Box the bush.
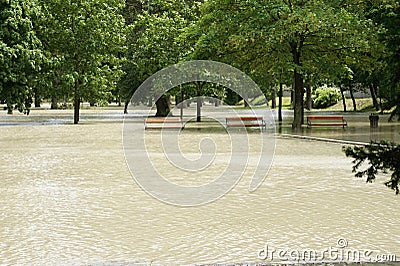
[312,87,342,109]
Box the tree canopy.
[1,0,400,126]
[192,0,380,128]
[118,0,202,114]
[37,0,126,124]
[0,0,45,114]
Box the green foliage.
[0,0,45,114]
[343,141,400,194]
[119,0,202,107]
[38,0,126,123]
[364,1,400,120]
[225,89,240,106]
[192,0,380,128]
[312,87,342,109]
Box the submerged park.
[1,0,400,265]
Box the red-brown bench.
[307,116,347,128]
[144,118,185,129]
[226,117,266,130]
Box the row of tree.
[1,0,126,123]
[1,0,399,126]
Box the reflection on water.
[276,111,400,143]
[0,109,399,264]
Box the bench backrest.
[226,117,264,121]
[307,116,344,120]
[145,118,182,123]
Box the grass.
[266,97,377,112]
[325,98,375,112]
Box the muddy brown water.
[0,109,399,264]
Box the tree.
[119,0,202,116]
[38,0,126,124]
[192,0,379,129]
[368,2,400,120]
[0,0,45,114]
[344,141,400,194]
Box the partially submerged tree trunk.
[51,71,61,109]
[339,85,347,112]
[349,82,357,111]
[124,98,129,114]
[196,81,205,122]
[291,42,304,130]
[73,80,80,124]
[305,79,312,111]
[180,89,184,120]
[243,90,249,107]
[155,96,170,117]
[51,95,58,109]
[6,93,12,114]
[290,87,294,108]
[278,83,283,122]
[369,84,379,111]
[34,88,41,108]
[197,97,201,122]
[271,86,276,109]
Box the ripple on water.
[0,124,399,264]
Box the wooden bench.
[144,118,185,129]
[226,117,266,130]
[307,115,347,128]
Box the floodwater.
[0,108,399,264]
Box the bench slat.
[145,119,181,123]
[144,118,184,129]
[228,124,265,127]
[226,117,264,121]
[307,116,344,120]
[307,115,347,128]
[308,123,347,126]
[145,126,184,129]
[226,116,266,130]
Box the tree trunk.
[197,97,201,122]
[73,80,80,124]
[63,95,67,108]
[155,96,170,117]
[124,98,129,114]
[278,82,283,122]
[196,81,204,122]
[369,84,379,111]
[180,89,184,120]
[51,70,61,109]
[305,79,312,111]
[6,93,12,114]
[291,43,304,130]
[243,90,249,107]
[339,85,347,112]
[34,88,41,108]
[290,86,294,107]
[349,82,357,111]
[51,95,58,109]
[293,71,305,128]
[271,86,277,109]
